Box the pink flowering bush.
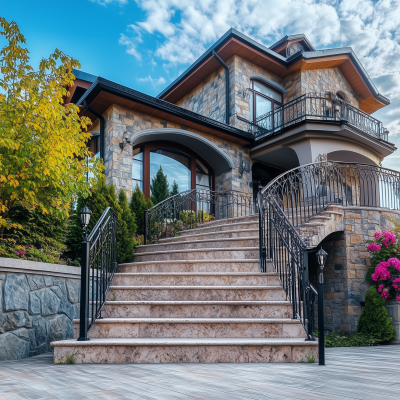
[366,229,400,301]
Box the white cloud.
[90,0,128,5]
[119,33,142,60]
[137,75,167,87]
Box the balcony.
[241,94,389,142]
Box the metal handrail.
[258,161,400,364]
[78,207,118,341]
[248,93,388,141]
[144,189,255,244]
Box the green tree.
[357,287,395,343]
[170,180,179,196]
[64,178,135,264]
[130,183,153,236]
[0,18,102,238]
[118,189,137,263]
[150,166,169,204]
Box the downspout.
[212,50,230,125]
[82,100,105,159]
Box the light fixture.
[316,247,328,285]
[80,205,92,238]
[239,159,246,176]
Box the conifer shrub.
[357,287,395,343]
[130,183,153,235]
[170,180,179,196]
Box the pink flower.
[388,258,400,272]
[371,262,391,281]
[392,278,400,290]
[374,232,382,240]
[367,243,381,252]
[381,289,390,299]
[396,296,400,302]
[382,231,396,248]
[378,284,384,292]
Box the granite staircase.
[52,214,318,363]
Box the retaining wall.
[0,258,80,361]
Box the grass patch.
[323,332,379,347]
[305,354,316,363]
[56,353,76,364]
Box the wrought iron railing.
[247,94,388,141]
[78,207,118,341]
[144,189,255,244]
[258,161,400,363]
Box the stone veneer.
[309,207,400,334]
[102,103,252,199]
[0,258,80,361]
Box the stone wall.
[0,259,80,361]
[103,104,253,199]
[301,68,359,108]
[175,64,228,124]
[309,207,400,333]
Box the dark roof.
[157,28,287,99]
[157,28,389,108]
[269,34,315,51]
[76,76,254,141]
[73,69,98,83]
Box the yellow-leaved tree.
[0,18,103,239]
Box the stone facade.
[0,261,80,361]
[175,64,228,124]
[309,207,400,333]
[103,104,253,199]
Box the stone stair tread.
[119,259,261,266]
[103,300,290,305]
[137,236,259,249]
[135,247,259,256]
[76,317,300,324]
[53,337,315,347]
[180,220,258,233]
[109,285,282,289]
[158,229,258,242]
[114,272,275,276]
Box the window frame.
[249,80,283,124]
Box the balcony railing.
[244,94,389,142]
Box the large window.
[150,148,191,193]
[132,142,214,199]
[132,147,143,191]
[249,80,283,125]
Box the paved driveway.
[0,346,398,399]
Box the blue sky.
[1,0,399,170]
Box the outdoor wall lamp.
[316,246,328,365]
[80,205,92,238]
[239,160,246,176]
[119,137,131,151]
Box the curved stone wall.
[0,259,80,361]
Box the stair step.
[179,221,258,236]
[118,260,263,273]
[133,247,259,262]
[101,300,292,318]
[136,237,259,253]
[107,285,286,301]
[73,318,305,339]
[112,272,278,286]
[159,228,259,243]
[52,338,318,364]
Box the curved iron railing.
[78,207,118,341]
[258,161,400,361]
[144,189,255,244]
[249,94,388,141]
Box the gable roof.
[157,28,389,114]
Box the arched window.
[249,80,283,123]
[132,141,214,198]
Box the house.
[56,29,399,363]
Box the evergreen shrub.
[130,183,153,235]
[357,287,395,343]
